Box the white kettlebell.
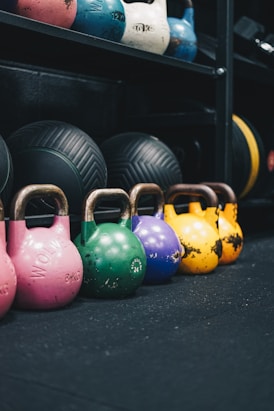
[120,0,170,55]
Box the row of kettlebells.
[0,0,197,61]
[0,181,243,320]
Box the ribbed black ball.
[7,120,107,215]
[100,132,183,194]
[0,134,13,208]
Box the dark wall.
[0,62,126,142]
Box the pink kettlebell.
[0,199,17,319]
[7,184,83,310]
[14,0,77,28]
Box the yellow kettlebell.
[189,182,243,265]
[164,183,222,274]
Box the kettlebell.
[7,184,83,310]
[129,183,183,284]
[165,0,197,62]
[71,0,126,42]
[120,0,170,55]
[164,183,222,274]
[189,182,244,265]
[0,199,17,320]
[13,0,77,29]
[74,188,147,298]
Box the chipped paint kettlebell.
[74,188,147,298]
[0,199,17,319]
[14,0,77,28]
[129,183,183,284]
[120,0,170,55]
[71,0,126,42]
[164,183,222,274]
[7,184,83,310]
[189,182,244,265]
[165,0,197,62]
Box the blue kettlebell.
[71,0,126,42]
[165,0,197,62]
[129,183,183,284]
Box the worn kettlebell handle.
[9,184,69,220]
[84,188,131,222]
[183,0,194,8]
[129,183,165,216]
[165,183,219,207]
[201,182,237,204]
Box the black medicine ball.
[0,134,13,208]
[100,132,183,194]
[7,120,107,215]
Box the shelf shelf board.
[0,10,217,81]
[196,31,274,87]
[127,109,216,129]
[234,54,274,87]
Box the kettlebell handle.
[165,183,218,207]
[129,183,165,216]
[201,182,237,204]
[183,0,194,8]
[84,188,131,222]
[9,184,69,220]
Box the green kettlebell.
[74,188,147,298]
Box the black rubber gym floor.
[1,209,274,411]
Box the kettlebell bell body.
[164,184,222,274]
[74,188,147,298]
[72,0,126,42]
[14,0,77,29]
[165,0,197,61]
[190,182,244,265]
[0,199,17,319]
[120,0,170,55]
[129,183,183,284]
[7,184,83,310]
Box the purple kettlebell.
[129,183,183,284]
